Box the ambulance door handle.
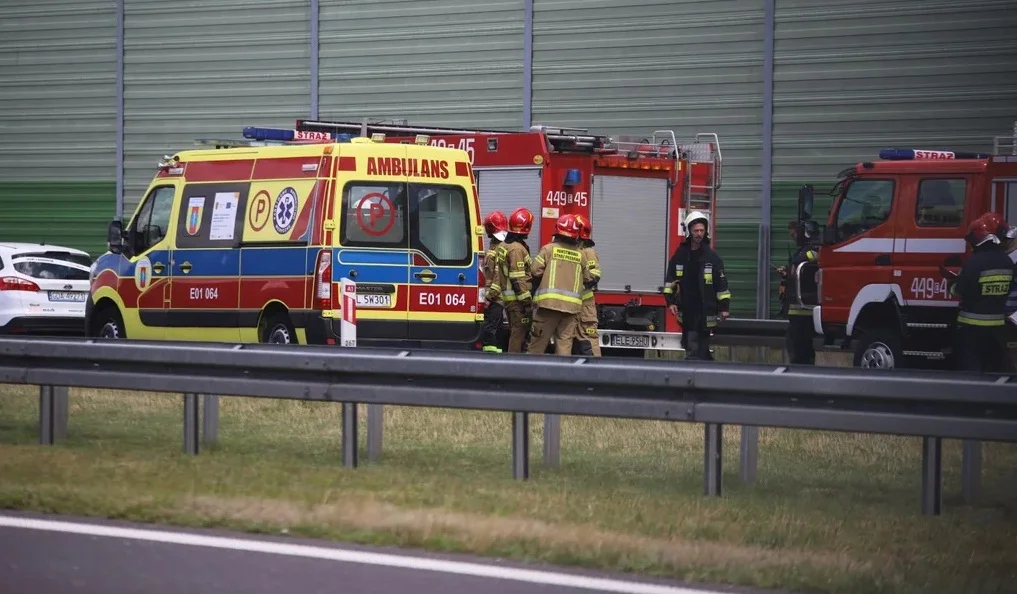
[349,269,358,279]
[458,273,466,283]
[180,261,192,274]
[152,262,165,274]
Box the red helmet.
[483,210,508,235]
[967,212,1003,247]
[574,214,592,241]
[981,212,1007,238]
[508,207,534,234]
[554,213,582,239]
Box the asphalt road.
[0,511,778,594]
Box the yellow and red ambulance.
[87,132,486,348]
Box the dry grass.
[0,383,1015,594]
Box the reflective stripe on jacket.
[531,239,592,314]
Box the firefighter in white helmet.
[663,210,731,360]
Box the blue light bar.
[879,148,991,161]
[563,168,581,186]
[242,126,356,143]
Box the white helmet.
[684,210,710,233]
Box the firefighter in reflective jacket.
[480,210,509,353]
[526,214,595,355]
[498,207,535,353]
[948,212,1014,372]
[785,220,819,364]
[568,214,602,356]
[663,211,731,360]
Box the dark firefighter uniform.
[480,211,509,353]
[663,231,731,359]
[785,243,818,365]
[949,213,1014,372]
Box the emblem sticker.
[186,196,205,236]
[134,256,153,292]
[273,187,298,234]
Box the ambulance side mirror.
[107,220,124,255]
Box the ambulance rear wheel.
[261,312,296,345]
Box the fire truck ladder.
[671,131,723,212]
[993,119,1017,156]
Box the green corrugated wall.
[0,182,114,258]
[0,2,117,257]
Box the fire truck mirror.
[797,184,814,221]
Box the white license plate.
[608,334,651,348]
[48,291,86,303]
[356,293,393,308]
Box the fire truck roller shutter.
[590,175,669,293]
[475,168,543,248]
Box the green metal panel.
[714,223,759,318]
[773,0,1017,184]
[0,1,117,246]
[532,0,764,318]
[532,0,764,223]
[122,0,311,217]
[0,182,115,258]
[318,0,524,129]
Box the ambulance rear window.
[411,183,471,266]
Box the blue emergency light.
[242,126,355,143]
[563,168,581,186]
[879,148,991,160]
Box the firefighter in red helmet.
[526,213,595,355]
[480,210,509,352]
[948,212,1014,372]
[571,214,602,356]
[497,207,535,352]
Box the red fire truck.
[789,126,1017,370]
[244,119,724,354]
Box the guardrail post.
[38,385,69,445]
[543,413,560,467]
[961,439,981,504]
[342,402,358,468]
[183,393,199,455]
[367,404,383,461]
[704,423,723,496]
[921,436,942,516]
[512,412,529,480]
[202,394,219,445]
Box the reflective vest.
[531,239,590,314]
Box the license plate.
[356,293,393,308]
[608,334,651,348]
[48,291,86,303]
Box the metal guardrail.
[2,336,1016,516]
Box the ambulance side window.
[832,179,895,243]
[341,183,406,247]
[915,178,966,228]
[129,185,176,256]
[409,183,471,266]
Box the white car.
[0,242,92,335]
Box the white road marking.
[0,515,726,594]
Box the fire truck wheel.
[852,328,903,370]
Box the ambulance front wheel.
[90,305,126,340]
[260,311,297,345]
